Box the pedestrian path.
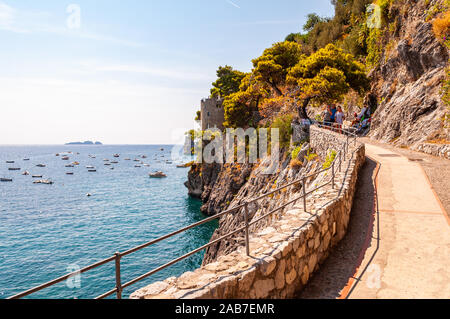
[345,143,450,298]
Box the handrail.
[8,122,360,299]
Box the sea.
[0,145,217,299]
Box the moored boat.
[32,175,43,178]
[8,168,20,171]
[36,164,46,168]
[6,161,14,164]
[149,171,167,178]
[22,171,30,176]
[0,178,13,182]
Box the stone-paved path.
[299,142,450,299]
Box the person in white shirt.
[335,106,345,133]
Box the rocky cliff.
[368,0,449,150]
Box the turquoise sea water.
[0,145,217,299]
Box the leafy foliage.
[252,41,303,96]
[270,114,293,149]
[322,150,337,169]
[210,65,246,98]
[287,44,369,104]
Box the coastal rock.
[368,0,450,150]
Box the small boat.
[103,159,109,162]
[86,193,92,197]
[32,175,43,178]
[72,162,80,166]
[0,178,13,182]
[113,154,120,158]
[56,153,60,156]
[134,159,140,162]
[36,164,46,168]
[124,158,131,161]
[6,161,14,164]
[65,164,74,168]
[149,171,167,178]
[176,163,189,168]
[23,158,30,161]
[62,156,70,161]
[8,168,20,171]
[143,164,150,167]
[86,166,95,169]
[22,171,30,176]
[33,179,53,185]
[66,172,74,175]
[165,161,173,164]
[111,161,118,164]
[141,155,147,159]
[88,169,97,172]
[134,165,141,168]
[160,148,164,151]
[104,163,111,166]
[110,167,114,170]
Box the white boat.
[113,154,120,158]
[33,179,54,185]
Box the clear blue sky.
[0,0,334,144]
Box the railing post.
[114,252,122,299]
[244,202,250,256]
[302,177,307,212]
[339,152,341,172]
[332,161,335,189]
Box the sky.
[0,0,334,145]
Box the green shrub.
[291,145,303,160]
[323,150,337,169]
[270,114,293,149]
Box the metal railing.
[8,123,359,299]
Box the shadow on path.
[296,157,378,299]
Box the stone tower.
[201,97,225,131]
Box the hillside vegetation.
[200,0,450,149]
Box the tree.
[210,65,246,98]
[252,41,303,96]
[286,44,369,118]
[303,13,323,32]
[223,73,270,128]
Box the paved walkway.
[299,142,450,299]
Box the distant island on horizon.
[65,141,103,145]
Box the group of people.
[321,104,345,132]
[320,104,371,134]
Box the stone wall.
[413,142,450,160]
[201,98,225,131]
[131,128,365,299]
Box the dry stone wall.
[131,128,365,299]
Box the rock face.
[369,0,449,149]
[184,162,253,216]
